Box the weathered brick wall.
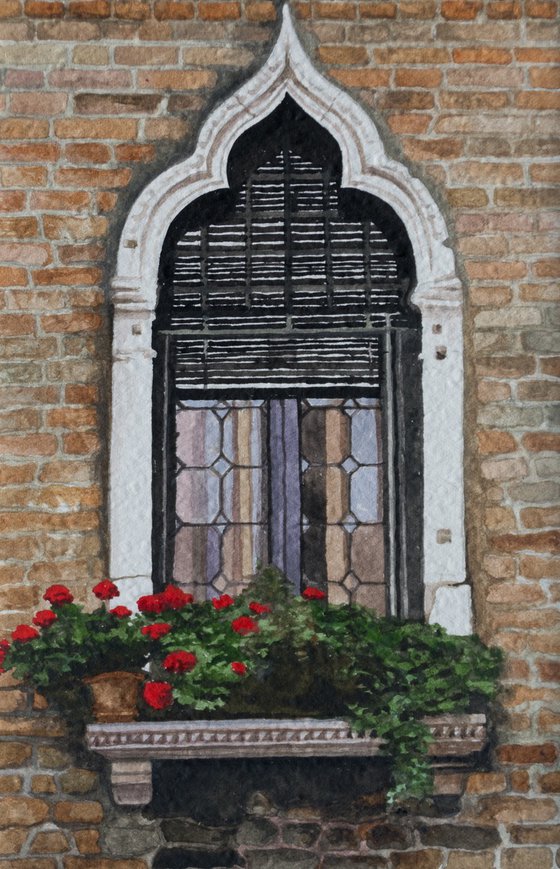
[0,0,558,864]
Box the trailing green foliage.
[2,568,502,803]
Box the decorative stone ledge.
[86,714,487,806]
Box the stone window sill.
[86,713,487,806]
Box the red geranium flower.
[163,650,197,673]
[32,610,57,628]
[212,594,235,610]
[110,606,132,619]
[302,587,326,600]
[137,594,165,615]
[249,601,272,615]
[12,624,40,643]
[161,585,193,610]
[231,616,259,636]
[143,681,173,710]
[141,623,171,640]
[231,661,247,676]
[43,584,73,606]
[92,579,119,601]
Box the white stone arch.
[110,5,470,633]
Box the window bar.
[323,169,334,309]
[382,317,398,616]
[282,142,293,324]
[268,398,302,592]
[363,219,372,322]
[245,176,253,310]
[160,332,172,586]
[395,328,409,618]
[200,225,209,314]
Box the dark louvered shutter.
[156,97,416,397]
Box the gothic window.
[152,98,423,618]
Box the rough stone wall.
[0,0,558,865]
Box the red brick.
[400,0,436,15]
[537,660,560,682]
[55,167,132,189]
[330,68,391,87]
[0,191,25,212]
[388,115,432,134]
[527,0,557,14]
[318,45,368,64]
[0,217,38,239]
[0,465,36,485]
[73,830,101,854]
[375,47,449,63]
[476,356,536,378]
[521,556,560,579]
[30,191,90,212]
[465,772,506,794]
[114,143,156,163]
[0,165,41,187]
[477,430,517,455]
[0,314,35,335]
[472,795,557,824]
[65,385,98,404]
[0,434,57,457]
[64,143,111,164]
[313,1,356,17]
[54,800,103,824]
[68,0,111,15]
[154,0,194,17]
[378,90,434,109]
[453,47,512,63]
[34,267,101,287]
[395,67,442,87]
[516,90,560,109]
[54,118,137,139]
[0,0,21,16]
[487,0,521,16]
[538,708,560,732]
[49,69,131,88]
[114,0,150,17]
[542,358,560,377]
[0,795,49,826]
[63,432,100,455]
[24,0,63,15]
[0,119,49,139]
[518,381,560,402]
[490,531,560,553]
[199,0,240,17]
[246,1,276,20]
[495,188,558,208]
[0,268,28,288]
[75,93,161,114]
[521,507,560,529]
[9,92,67,116]
[523,433,560,453]
[137,70,216,90]
[359,1,396,15]
[59,243,104,264]
[486,582,545,604]
[441,0,482,17]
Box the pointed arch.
[110,5,470,633]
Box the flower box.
[86,713,488,806]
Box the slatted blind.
[158,97,415,395]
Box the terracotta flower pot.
[85,671,144,723]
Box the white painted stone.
[110,4,469,631]
[428,585,473,636]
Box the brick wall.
[0,0,558,864]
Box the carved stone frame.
[110,6,470,633]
